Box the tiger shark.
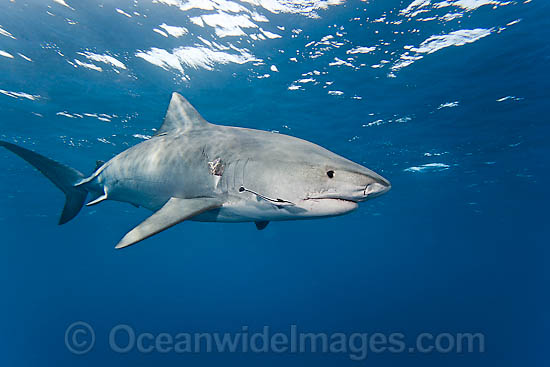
[0,93,390,249]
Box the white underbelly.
[192,197,358,222]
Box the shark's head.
[303,161,391,203]
[240,133,391,219]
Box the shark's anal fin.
[115,197,223,249]
[255,221,269,230]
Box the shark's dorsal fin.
[157,92,209,135]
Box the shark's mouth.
[240,186,368,209]
[306,183,390,203]
[299,197,360,216]
[305,197,359,204]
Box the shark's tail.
[0,140,88,224]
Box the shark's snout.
[364,180,391,198]
[361,171,391,200]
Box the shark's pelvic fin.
[115,197,223,249]
[86,188,108,206]
[255,221,270,230]
[156,92,209,136]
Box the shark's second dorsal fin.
[157,92,209,135]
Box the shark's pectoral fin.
[255,221,269,230]
[115,197,223,249]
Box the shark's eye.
[327,170,334,178]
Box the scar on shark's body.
[0,92,391,249]
[208,158,224,176]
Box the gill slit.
[242,158,249,189]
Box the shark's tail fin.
[0,140,88,224]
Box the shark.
[0,93,391,249]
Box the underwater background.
[0,0,548,365]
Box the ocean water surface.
[0,0,548,366]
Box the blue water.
[0,0,548,366]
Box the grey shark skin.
[0,93,390,249]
